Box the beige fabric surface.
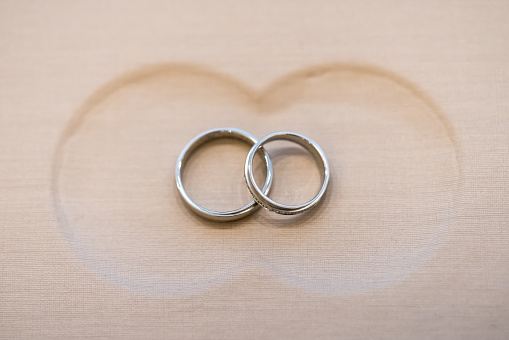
[1,1,508,339]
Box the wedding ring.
[176,128,273,221]
[244,132,330,215]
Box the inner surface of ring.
[180,130,255,164]
[249,135,326,209]
[180,130,269,213]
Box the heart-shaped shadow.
[53,63,461,296]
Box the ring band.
[244,132,330,215]
[175,128,273,221]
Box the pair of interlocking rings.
[175,128,330,221]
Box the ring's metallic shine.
[176,128,273,221]
[244,132,330,215]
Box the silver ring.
[176,128,273,221]
[244,132,330,215]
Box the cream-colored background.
[1,1,508,339]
